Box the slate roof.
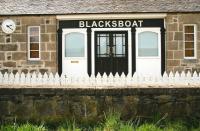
[0,0,200,15]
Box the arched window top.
[65,32,84,38]
[139,31,158,36]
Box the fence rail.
[0,71,200,87]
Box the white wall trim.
[56,13,167,20]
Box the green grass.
[136,123,162,131]
[0,123,46,131]
[57,120,81,131]
[0,112,200,131]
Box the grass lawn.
[1,112,200,131]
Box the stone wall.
[0,16,57,74]
[166,13,200,73]
[1,13,200,74]
[0,88,200,124]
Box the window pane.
[138,31,158,56]
[30,36,39,42]
[30,27,39,36]
[185,34,194,41]
[185,26,194,33]
[115,34,124,57]
[97,34,109,57]
[185,42,194,49]
[185,50,194,57]
[30,43,39,50]
[99,34,108,55]
[65,32,84,57]
[30,51,39,58]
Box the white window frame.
[28,26,41,61]
[183,24,197,59]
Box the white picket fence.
[0,71,200,88]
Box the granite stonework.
[166,13,200,73]
[0,88,200,124]
[0,13,200,74]
[0,16,57,74]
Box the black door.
[95,31,128,76]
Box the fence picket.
[60,73,66,86]
[96,73,101,86]
[121,72,126,86]
[54,73,60,86]
[0,72,3,84]
[114,72,120,86]
[3,72,9,84]
[48,73,54,85]
[14,72,20,85]
[186,71,192,85]
[20,72,26,85]
[174,71,180,85]
[37,72,43,85]
[8,72,14,85]
[192,71,198,85]
[180,71,186,85]
[0,71,200,87]
[89,74,95,86]
[108,73,114,86]
[43,73,48,85]
[162,71,168,85]
[31,72,37,85]
[168,71,174,85]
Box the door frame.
[62,28,87,75]
[135,27,161,75]
[91,28,132,76]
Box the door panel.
[62,29,87,77]
[95,31,128,76]
[136,28,161,76]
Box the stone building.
[0,0,200,76]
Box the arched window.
[65,32,85,57]
[138,31,158,57]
